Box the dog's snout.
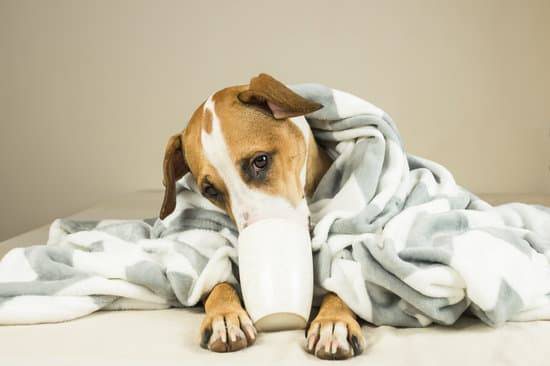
[236,211,252,230]
[240,212,250,230]
[239,211,257,231]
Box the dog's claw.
[306,318,366,360]
[351,335,363,356]
[306,322,320,352]
[200,327,212,349]
[239,312,257,344]
[200,310,257,352]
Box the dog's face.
[160,74,326,231]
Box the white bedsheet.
[1,191,549,365]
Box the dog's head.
[159,74,329,231]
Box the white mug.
[237,218,313,332]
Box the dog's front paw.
[305,314,367,360]
[200,308,257,352]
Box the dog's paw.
[305,315,367,360]
[200,308,257,352]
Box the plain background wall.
[1,0,549,241]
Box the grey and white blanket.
[1,84,550,327]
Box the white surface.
[238,219,313,331]
[1,190,550,365]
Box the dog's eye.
[242,152,272,182]
[252,154,269,170]
[203,185,221,200]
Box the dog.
[159,73,367,360]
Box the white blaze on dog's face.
[159,74,327,231]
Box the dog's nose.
[239,212,251,231]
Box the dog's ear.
[159,133,189,219]
[238,73,323,119]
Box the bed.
[1,190,550,365]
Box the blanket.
[1,84,550,326]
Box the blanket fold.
[1,84,550,326]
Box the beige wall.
[1,0,549,241]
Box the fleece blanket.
[1,84,550,327]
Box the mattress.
[1,190,550,366]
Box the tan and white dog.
[159,74,367,360]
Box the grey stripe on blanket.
[1,84,549,326]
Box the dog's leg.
[305,292,367,360]
[199,282,257,352]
